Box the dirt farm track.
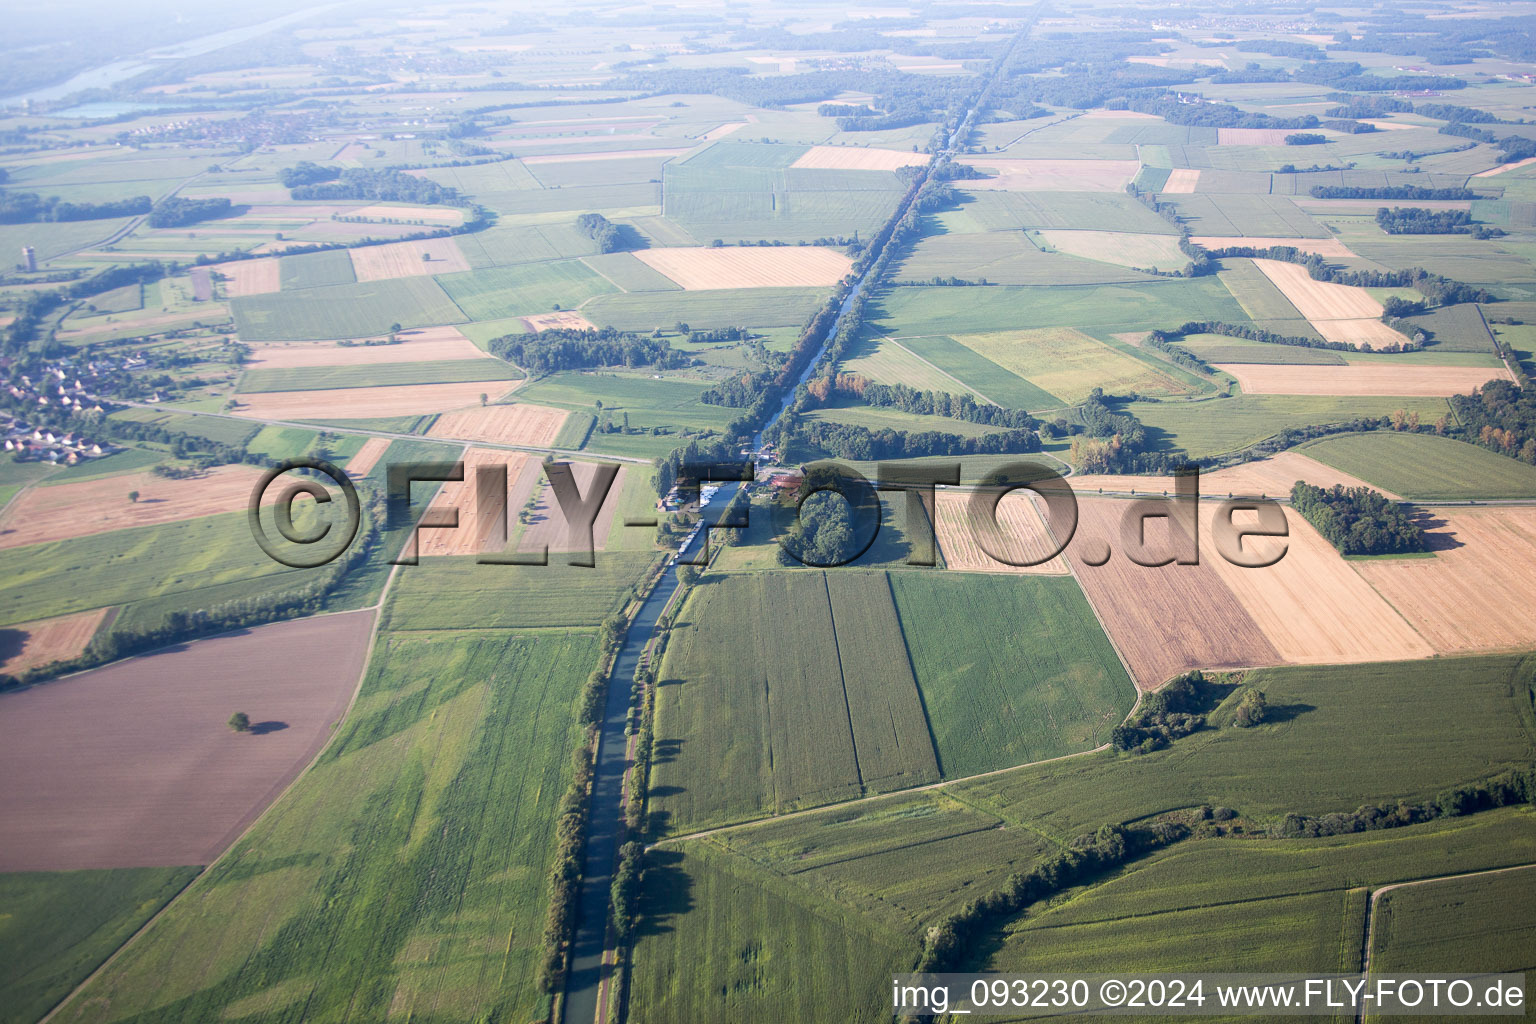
[0,610,376,872]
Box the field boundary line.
[883,335,1001,405]
[38,568,403,1024]
[821,572,867,789]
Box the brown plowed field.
[345,437,391,477]
[934,488,1068,574]
[1162,169,1201,193]
[1067,451,1397,500]
[428,402,569,448]
[213,259,281,297]
[0,607,113,677]
[1353,507,1536,653]
[0,464,271,550]
[348,237,471,281]
[959,158,1141,192]
[632,246,852,289]
[416,448,539,558]
[517,462,626,553]
[1216,363,1510,397]
[233,381,517,420]
[0,609,375,871]
[1066,498,1281,689]
[1191,236,1357,258]
[790,146,929,171]
[246,326,491,368]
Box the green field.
[237,358,520,393]
[1370,864,1536,975]
[277,249,356,290]
[56,630,599,1024]
[581,251,682,292]
[434,259,616,321]
[1402,302,1498,353]
[868,279,1247,337]
[85,282,143,314]
[895,231,1157,286]
[889,573,1135,779]
[582,287,827,332]
[230,277,467,341]
[838,335,990,400]
[949,327,1191,405]
[380,552,656,630]
[1129,395,1452,459]
[895,334,1068,410]
[0,867,198,1024]
[1300,431,1536,500]
[941,191,1178,235]
[803,399,1013,440]
[452,220,598,268]
[1216,257,1308,320]
[1160,194,1330,237]
[1178,333,1344,364]
[515,371,737,435]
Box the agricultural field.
[243,326,491,368]
[838,334,989,400]
[230,277,467,341]
[514,372,737,435]
[237,358,520,393]
[948,326,1191,405]
[632,246,851,289]
[1128,395,1452,460]
[435,259,617,321]
[1036,230,1188,271]
[894,230,1158,285]
[232,380,518,420]
[1216,362,1511,397]
[1301,432,1536,500]
[1370,866,1536,975]
[582,286,828,331]
[380,552,656,630]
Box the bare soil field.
[1067,451,1398,500]
[348,237,471,281]
[345,437,390,477]
[790,146,929,171]
[0,465,271,550]
[523,311,598,332]
[1474,156,1536,177]
[1204,507,1434,665]
[1217,128,1297,145]
[959,158,1141,192]
[350,204,465,224]
[428,402,569,447]
[1191,236,1358,258]
[934,489,1068,575]
[632,246,853,289]
[213,259,281,297]
[1065,498,1282,689]
[0,607,113,677]
[0,609,375,871]
[1162,168,1201,193]
[246,326,491,368]
[233,381,517,420]
[416,448,539,558]
[517,462,626,553]
[520,148,687,164]
[1217,363,1510,397]
[1354,508,1536,653]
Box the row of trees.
[287,166,466,206]
[0,191,151,224]
[1275,766,1536,838]
[818,375,1040,430]
[795,421,1041,461]
[1309,184,1476,200]
[1192,245,1493,306]
[1290,481,1427,556]
[146,197,233,228]
[488,326,692,376]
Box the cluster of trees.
[1449,380,1536,464]
[488,326,691,375]
[1125,92,1319,130]
[1375,207,1502,237]
[1439,122,1536,165]
[147,197,233,228]
[278,161,340,188]
[651,437,742,499]
[288,167,465,205]
[777,487,866,567]
[1310,184,1476,200]
[576,212,627,253]
[0,192,151,224]
[1285,133,1328,146]
[795,421,1041,461]
[815,374,1040,430]
[1111,671,1213,754]
[1233,688,1269,728]
[1275,766,1536,839]
[1291,481,1427,556]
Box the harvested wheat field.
[959,158,1141,192]
[428,402,569,448]
[1066,498,1281,689]
[1474,156,1536,177]
[1191,236,1357,258]
[1203,507,1433,666]
[1038,230,1187,270]
[1252,258,1381,319]
[702,122,748,140]
[213,258,281,297]
[518,462,626,553]
[934,488,1068,574]
[523,310,597,332]
[234,381,517,420]
[0,609,375,871]
[415,448,540,558]
[346,437,391,477]
[1312,318,1418,348]
[1067,451,1398,500]
[246,326,491,369]
[1354,507,1536,653]
[1217,363,1510,397]
[790,146,929,171]
[0,607,113,677]
[350,203,464,224]
[0,464,271,550]
[633,246,853,289]
[1162,168,1201,193]
[1217,128,1298,145]
[348,237,471,281]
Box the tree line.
[1449,379,1536,464]
[1290,481,1427,556]
[794,420,1041,461]
[286,166,466,206]
[1309,185,1476,200]
[0,192,151,224]
[489,326,693,375]
[1375,206,1503,238]
[147,197,234,229]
